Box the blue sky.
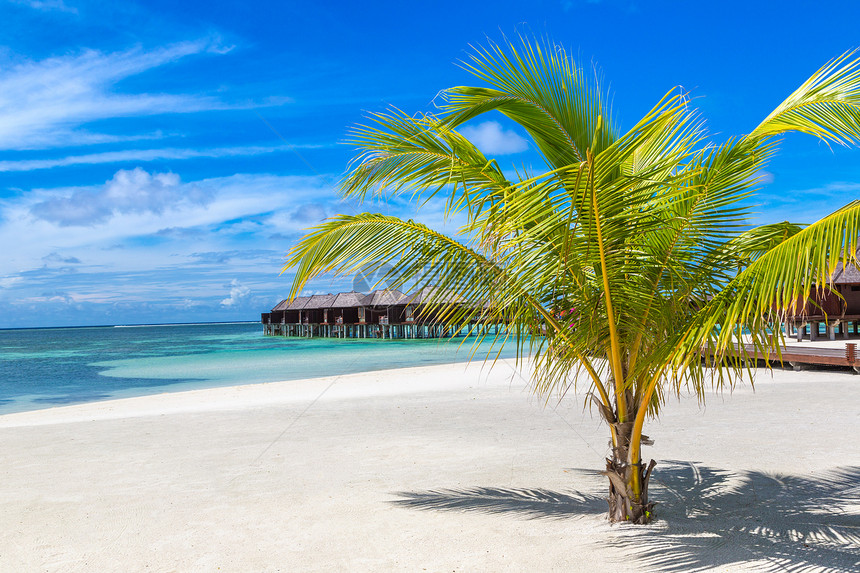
[1,0,859,328]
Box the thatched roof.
[364,289,408,306]
[275,286,469,312]
[406,285,464,305]
[304,294,337,309]
[831,260,860,285]
[330,291,369,308]
[286,296,312,311]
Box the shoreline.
[1,360,857,571]
[0,359,525,428]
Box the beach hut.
[262,298,293,335]
[406,285,470,336]
[269,299,289,324]
[831,261,860,315]
[407,286,465,318]
[284,296,312,325]
[303,293,337,325]
[363,289,408,324]
[362,289,412,338]
[327,291,368,337]
[786,259,860,340]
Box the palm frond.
[718,221,805,269]
[442,35,613,169]
[342,108,512,218]
[749,50,860,145]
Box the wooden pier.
[261,287,502,340]
[262,321,498,339]
[785,314,860,342]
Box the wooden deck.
[727,341,860,372]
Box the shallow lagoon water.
[0,322,515,414]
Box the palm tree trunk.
[603,420,657,524]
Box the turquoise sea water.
[0,322,515,415]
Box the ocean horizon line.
[0,320,260,333]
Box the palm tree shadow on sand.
[390,462,860,572]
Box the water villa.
[785,261,860,341]
[261,287,497,339]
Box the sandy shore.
[1,360,858,572]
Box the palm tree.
[284,36,860,524]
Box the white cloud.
[0,170,335,280]
[459,121,528,155]
[0,39,230,150]
[220,279,250,307]
[30,167,212,226]
[0,168,449,324]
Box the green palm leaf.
[750,50,860,144]
[442,35,613,168]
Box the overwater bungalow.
[261,287,499,339]
[785,260,860,340]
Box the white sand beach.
[1,360,858,572]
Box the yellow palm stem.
[588,144,627,421]
[626,365,669,501]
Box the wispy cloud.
[10,0,77,13]
[0,39,232,150]
[0,276,24,289]
[290,202,327,222]
[754,181,860,224]
[459,121,528,155]
[0,144,323,172]
[155,226,206,239]
[191,250,279,265]
[42,251,82,264]
[758,181,860,207]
